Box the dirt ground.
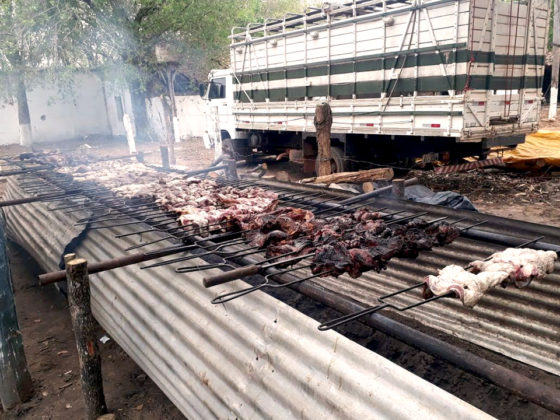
[1,134,560,418]
[412,169,560,227]
[1,241,184,420]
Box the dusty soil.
[412,169,560,227]
[1,241,183,420]
[540,105,560,130]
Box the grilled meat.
[239,206,460,279]
[423,248,557,307]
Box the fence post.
[0,217,33,410]
[66,257,107,419]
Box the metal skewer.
[317,232,544,331]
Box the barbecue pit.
[1,155,559,417]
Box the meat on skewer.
[423,248,557,307]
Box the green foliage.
[0,0,309,97]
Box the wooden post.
[313,102,333,177]
[161,94,177,166]
[160,146,170,169]
[122,114,137,154]
[0,217,33,411]
[549,0,560,120]
[64,253,76,265]
[66,258,107,420]
[224,159,239,180]
[392,179,405,198]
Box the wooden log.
[362,182,375,193]
[64,253,76,265]
[301,167,394,184]
[313,102,333,177]
[66,258,107,420]
[224,159,239,180]
[0,217,33,410]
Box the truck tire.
[315,146,345,175]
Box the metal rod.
[39,243,201,285]
[211,265,331,304]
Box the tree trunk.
[128,79,150,141]
[0,216,33,410]
[313,103,333,177]
[16,76,32,147]
[161,96,176,165]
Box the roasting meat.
[423,265,509,307]
[468,248,557,288]
[265,238,314,259]
[309,217,459,278]
[58,158,463,282]
[239,206,460,279]
[59,159,280,232]
[423,248,557,307]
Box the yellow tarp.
[503,130,560,170]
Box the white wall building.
[0,72,203,146]
[0,73,133,145]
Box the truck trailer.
[202,0,549,172]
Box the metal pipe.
[462,229,560,254]
[180,164,228,177]
[0,166,50,177]
[39,244,197,285]
[0,190,84,207]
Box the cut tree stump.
[314,103,333,177]
[362,182,375,193]
[301,167,394,184]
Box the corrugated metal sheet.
[2,177,491,418]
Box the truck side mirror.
[199,83,207,97]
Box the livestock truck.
[201,0,549,172]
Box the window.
[114,96,124,121]
[208,78,226,99]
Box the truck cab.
[201,69,241,160]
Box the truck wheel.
[315,146,345,175]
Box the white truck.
[202,0,549,172]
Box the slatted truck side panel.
[201,0,549,167]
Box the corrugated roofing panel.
[2,177,491,418]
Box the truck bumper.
[482,134,525,149]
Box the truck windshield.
[208,77,226,99]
